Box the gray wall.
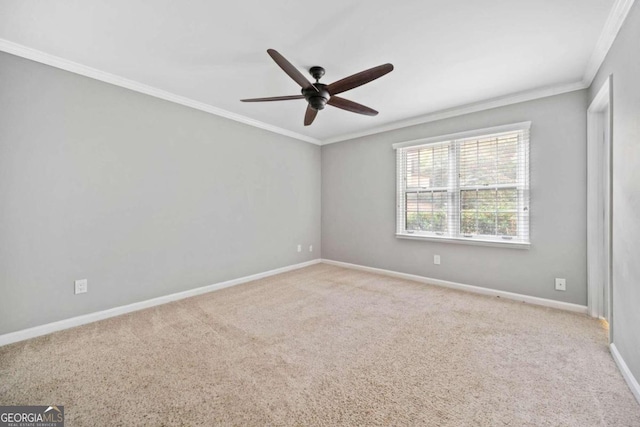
[588,2,640,385]
[322,90,587,305]
[0,52,321,335]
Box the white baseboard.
[611,343,640,404]
[0,259,321,347]
[321,259,588,314]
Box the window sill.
[395,233,531,249]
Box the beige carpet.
[1,264,639,426]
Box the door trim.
[586,76,613,333]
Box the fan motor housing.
[303,83,330,110]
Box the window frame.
[394,122,531,249]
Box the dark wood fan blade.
[267,49,318,92]
[327,96,378,116]
[327,63,394,95]
[241,95,305,102]
[304,105,318,126]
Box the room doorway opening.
[587,76,613,341]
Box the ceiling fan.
[241,49,394,126]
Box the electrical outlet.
[309,245,313,252]
[434,255,441,265]
[75,279,88,294]
[297,244,301,253]
[555,278,566,291]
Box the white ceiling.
[0,0,617,143]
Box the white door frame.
[587,76,613,332]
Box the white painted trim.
[321,259,588,314]
[587,76,613,323]
[395,233,530,249]
[0,259,321,347]
[0,39,321,146]
[392,121,531,149]
[0,39,586,147]
[611,343,640,404]
[322,82,585,145]
[2,0,631,149]
[583,0,636,85]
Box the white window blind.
[395,122,530,246]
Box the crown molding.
[1,0,632,149]
[321,81,587,145]
[0,39,322,146]
[582,0,636,86]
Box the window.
[394,122,530,247]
